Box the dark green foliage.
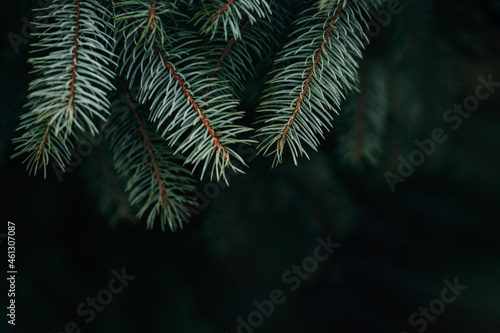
[11,0,403,229]
[109,83,195,230]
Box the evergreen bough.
[13,0,392,230]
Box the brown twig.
[118,75,171,209]
[39,0,82,164]
[211,0,238,23]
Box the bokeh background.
[1,0,500,332]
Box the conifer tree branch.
[256,0,370,166]
[114,0,180,48]
[211,18,252,79]
[68,0,82,118]
[116,3,228,154]
[196,0,272,41]
[278,0,345,151]
[25,0,85,172]
[115,4,253,182]
[151,45,229,161]
[111,76,195,230]
[119,76,171,209]
[204,17,252,99]
[13,0,117,176]
[205,0,288,98]
[211,0,238,23]
[149,0,157,29]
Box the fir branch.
[123,78,170,209]
[115,7,253,182]
[196,0,272,41]
[204,17,252,99]
[212,0,238,22]
[13,0,117,176]
[279,0,346,151]
[211,18,252,79]
[149,0,157,29]
[111,76,195,230]
[114,0,181,48]
[205,0,289,98]
[152,45,227,157]
[68,0,82,119]
[256,0,370,166]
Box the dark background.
[1,1,500,332]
